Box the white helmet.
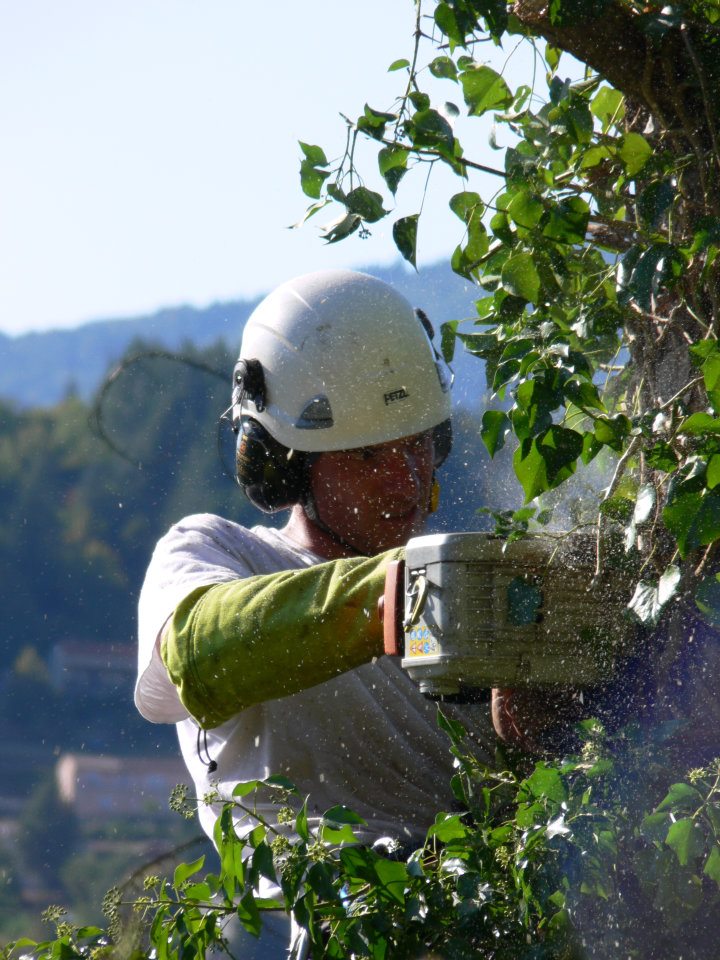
[232,269,452,452]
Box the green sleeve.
[161,548,402,728]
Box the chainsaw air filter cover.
[397,532,636,699]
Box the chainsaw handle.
[378,559,405,656]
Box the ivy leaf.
[236,890,262,938]
[319,212,362,244]
[501,253,541,303]
[430,55,458,81]
[525,765,567,803]
[357,104,396,140]
[695,574,720,626]
[345,186,387,223]
[459,64,512,116]
[591,85,625,131]
[393,215,419,269]
[378,146,408,195]
[619,131,652,176]
[678,412,720,435]
[627,566,681,626]
[507,189,544,230]
[450,191,483,223]
[406,108,455,155]
[665,818,704,867]
[663,486,720,557]
[513,426,583,502]
[173,856,205,888]
[542,196,590,244]
[481,410,510,456]
[299,142,330,199]
[704,846,720,888]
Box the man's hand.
[492,687,587,754]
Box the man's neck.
[282,505,362,561]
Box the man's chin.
[366,508,428,552]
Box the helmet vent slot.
[296,395,334,430]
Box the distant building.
[49,641,135,697]
[56,754,188,822]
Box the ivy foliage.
[296,0,720,626]
[8,717,720,959]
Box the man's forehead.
[352,429,434,453]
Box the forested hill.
[0,262,478,408]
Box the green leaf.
[481,410,510,456]
[678,412,720,435]
[627,566,681,626]
[319,212,362,244]
[663,487,720,557]
[374,859,408,904]
[357,103,397,140]
[299,157,331,199]
[378,146,408,195]
[507,577,543,625]
[665,817,704,866]
[407,108,455,154]
[388,58,410,72]
[619,132,652,176]
[429,55,458,80]
[449,191,483,224]
[542,196,590,244]
[513,426,583,502]
[501,253,541,303]
[251,843,277,883]
[507,189,544,230]
[296,798,310,841]
[695,574,720,626]
[591,86,625,130]
[704,846,720,887]
[236,890,262,938]
[657,781,703,812]
[298,142,328,166]
[173,855,205,888]
[428,813,469,842]
[459,65,512,117]
[440,319,459,363]
[322,805,367,826]
[345,186,387,223]
[233,779,263,798]
[525,765,567,803]
[183,881,212,901]
[393,214,419,269]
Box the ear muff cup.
[236,418,308,513]
[432,419,453,468]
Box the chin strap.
[302,490,369,557]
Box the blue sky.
[1,1,539,335]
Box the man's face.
[309,430,436,554]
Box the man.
[135,270,495,939]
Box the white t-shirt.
[136,513,496,843]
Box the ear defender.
[235,418,307,513]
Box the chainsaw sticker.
[406,626,438,657]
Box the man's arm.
[161,548,401,728]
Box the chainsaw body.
[383,532,634,700]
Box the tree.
[297,0,720,759]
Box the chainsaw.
[381,532,635,701]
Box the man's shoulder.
[156,512,321,575]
